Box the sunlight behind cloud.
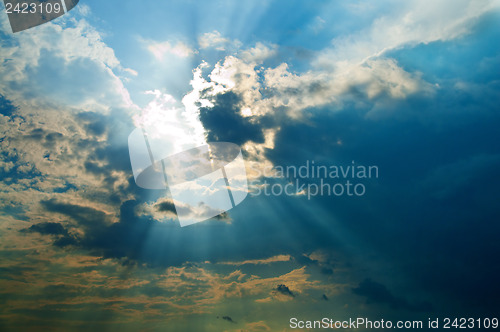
[132,90,206,156]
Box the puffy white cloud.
[0,14,136,111]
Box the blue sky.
[1,0,500,331]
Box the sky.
[1,0,500,331]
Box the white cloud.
[186,0,499,125]
[133,89,206,155]
[315,0,500,70]
[240,42,278,64]
[309,16,326,34]
[188,52,430,123]
[77,4,91,16]
[198,30,230,51]
[0,15,136,111]
[180,0,500,168]
[147,40,196,59]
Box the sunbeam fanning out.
[1,0,500,330]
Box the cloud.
[21,222,68,236]
[0,94,17,117]
[20,222,78,248]
[76,111,108,136]
[352,279,432,312]
[239,42,278,64]
[133,90,206,156]
[77,3,91,16]
[146,40,197,59]
[0,16,137,232]
[0,14,136,111]
[41,199,111,229]
[184,47,433,176]
[314,0,500,70]
[155,264,335,306]
[218,255,292,266]
[1,2,499,330]
[221,315,236,324]
[0,250,347,331]
[199,91,265,145]
[183,1,500,175]
[242,321,271,331]
[309,16,326,34]
[0,93,135,243]
[155,199,177,214]
[137,196,233,225]
[198,31,230,51]
[421,154,500,200]
[275,284,295,298]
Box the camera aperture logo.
[128,128,249,227]
[250,160,379,200]
[3,0,79,33]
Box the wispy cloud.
[218,255,292,266]
[146,40,197,59]
[198,30,231,51]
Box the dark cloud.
[199,91,265,145]
[22,128,64,150]
[21,221,78,248]
[43,132,64,149]
[53,182,78,194]
[275,284,295,297]
[26,128,45,141]
[294,254,335,276]
[70,108,137,205]
[352,279,431,312]
[0,94,17,117]
[37,197,272,266]
[76,112,107,136]
[41,284,86,301]
[212,211,230,221]
[22,222,68,236]
[1,204,28,221]
[53,235,79,247]
[41,199,109,232]
[155,200,176,213]
[0,266,36,281]
[39,199,152,259]
[155,198,231,222]
[261,31,500,310]
[294,254,317,265]
[84,161,104,175]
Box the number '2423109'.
[5,2,63,14]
